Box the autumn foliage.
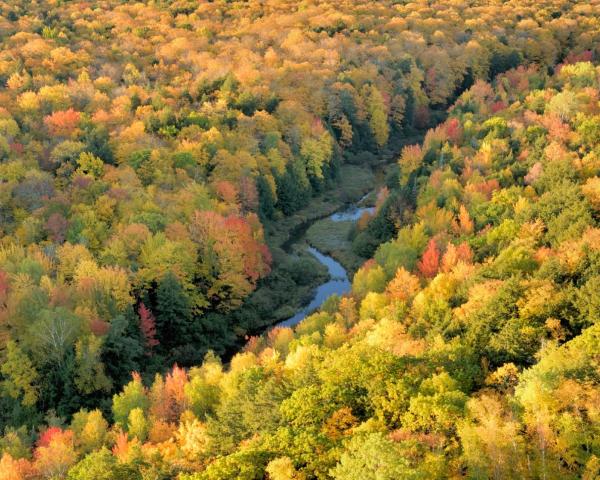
[44,109,81,137]
[138,302,159,350]
[417,239,440,278]
[0,0,599,479]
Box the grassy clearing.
[335,164,376,203]
[265,164,375,254]
[305,218,365,273]
[298,164,376,274]
[306,218,353,253]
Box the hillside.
[4,60,600,480]
[0,0,600,479]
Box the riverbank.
[215,163,377,346]
[226,131,429,341]
[265,164,376,254]
[304,163,396,274]
[275,247,350,328]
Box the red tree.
[138,302,159,351]
[417,239,440,278]
[445,117,462,143]
[239,176,258,212]
[214,180,238,205]
[36,427,63,448]
[44,109,81,137]
[0,269,8,305]
[456,242,474,264]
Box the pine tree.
[155,271,192,352]
[256,176,275,220]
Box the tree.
[44,109,81,137]
[0,269,8,307]
[101,315,143,388]
[577,115,600,151]
[399,145,423,187]
[138,303,159,352]
[402,372,467,435]
[45,213,68,243]
[300,131,333,180]
[332,433,416,480]
[112,373,149,428]
[459,395,526,479]
[457,205,474,235]
[276,161,310,215]
[155,271,192,352]
[149,365,188,423]
[390,95,406,132]
[546,91,579,121]
[266,457,300,480]
[442,241,473,273]
[364,85,389,148]
[1,341,39,407]
[352,261,387,299]
[0,453,35,480]
[74,335,111,395]
[190,212,271,311]
[67,448,139,480]
[332,114,353,148]
[417,239,440,278]
[76,152,104,179]
[34,428,78,479]
[386,267,421,303]
[581,177,600,212]
[185,360,222,420]
[127,408,148,442]
[256,176,276,220]
[70,409,108,454]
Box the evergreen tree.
[276,161,310,215]
[101,314,144,388]
[256,176,275,220]
[155,271,193,354]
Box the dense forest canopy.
[0,0,600,478]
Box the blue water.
[330,206,375,222]
[277,201,375,328]
[276,247,351,328]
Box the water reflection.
[330,206,375,222]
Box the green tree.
[71,409,109,454]
[76,152,104,178]
[74,335,112,395]
[127,408,148,442]
[300,132,333,180]
[67,448,140,480]
[256,176,275,220]
[112,373,149,428]
[155,271,193,352]
[402,372,467,435]
[459,395,527,479]
[364,85,389,148]
[332,433,418,480]
[1,341,39,407]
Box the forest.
[0,0,600,478]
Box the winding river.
[276,203,374,328]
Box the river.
[275,203,374,328]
